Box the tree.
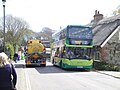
[0,15,31,52]
[38,27,53,41]
[0,30,3,38]
[113,5,120,15]
[21,29,35,46]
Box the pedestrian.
[14,52,18,63]
[17,50,21,61]
[0,52,17,90]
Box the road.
[15,61,120,90]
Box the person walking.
[0,52,17,90]
[14,52,18,63]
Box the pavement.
[97,71,120,79]
[11,60,120,79]
[12,59,25,65]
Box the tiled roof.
[93,14,120,46]
[98,14,120,24]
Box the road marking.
[25,69,31,90]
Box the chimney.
[93,10,103,23]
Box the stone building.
[91,10,120,65]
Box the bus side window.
[59,51,65,58]
[54,48,59,57]
[55,52,58,57]
[62,53,66,58]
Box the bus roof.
[67,25,92,28]
[52,25,92,36]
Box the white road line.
[25,69,31,90]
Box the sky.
[0,0,120,32]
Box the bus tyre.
[41,64,46,67]
[52,59,54,64]
[60,61,63,69]
[25,64,29,68]
[85,68,91,71]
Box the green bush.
[6,43,14,60]
[93,61,120,71]
[93,61,106,70]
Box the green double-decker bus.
[51,25,93,69]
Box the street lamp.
[2,0,6,52]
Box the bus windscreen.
[68,27,92,39]
[68,27,92,45]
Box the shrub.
[6,43,14,60]
[93,61,120,71]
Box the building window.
[95,52,100,60]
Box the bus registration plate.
[77,66,83,68]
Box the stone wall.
[104,29,120,65]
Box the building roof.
[93,14,120,47]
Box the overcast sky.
[0,0,120,32]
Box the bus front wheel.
[41,64,46,67]
[60,61,63,68]
[52,59,54,64]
